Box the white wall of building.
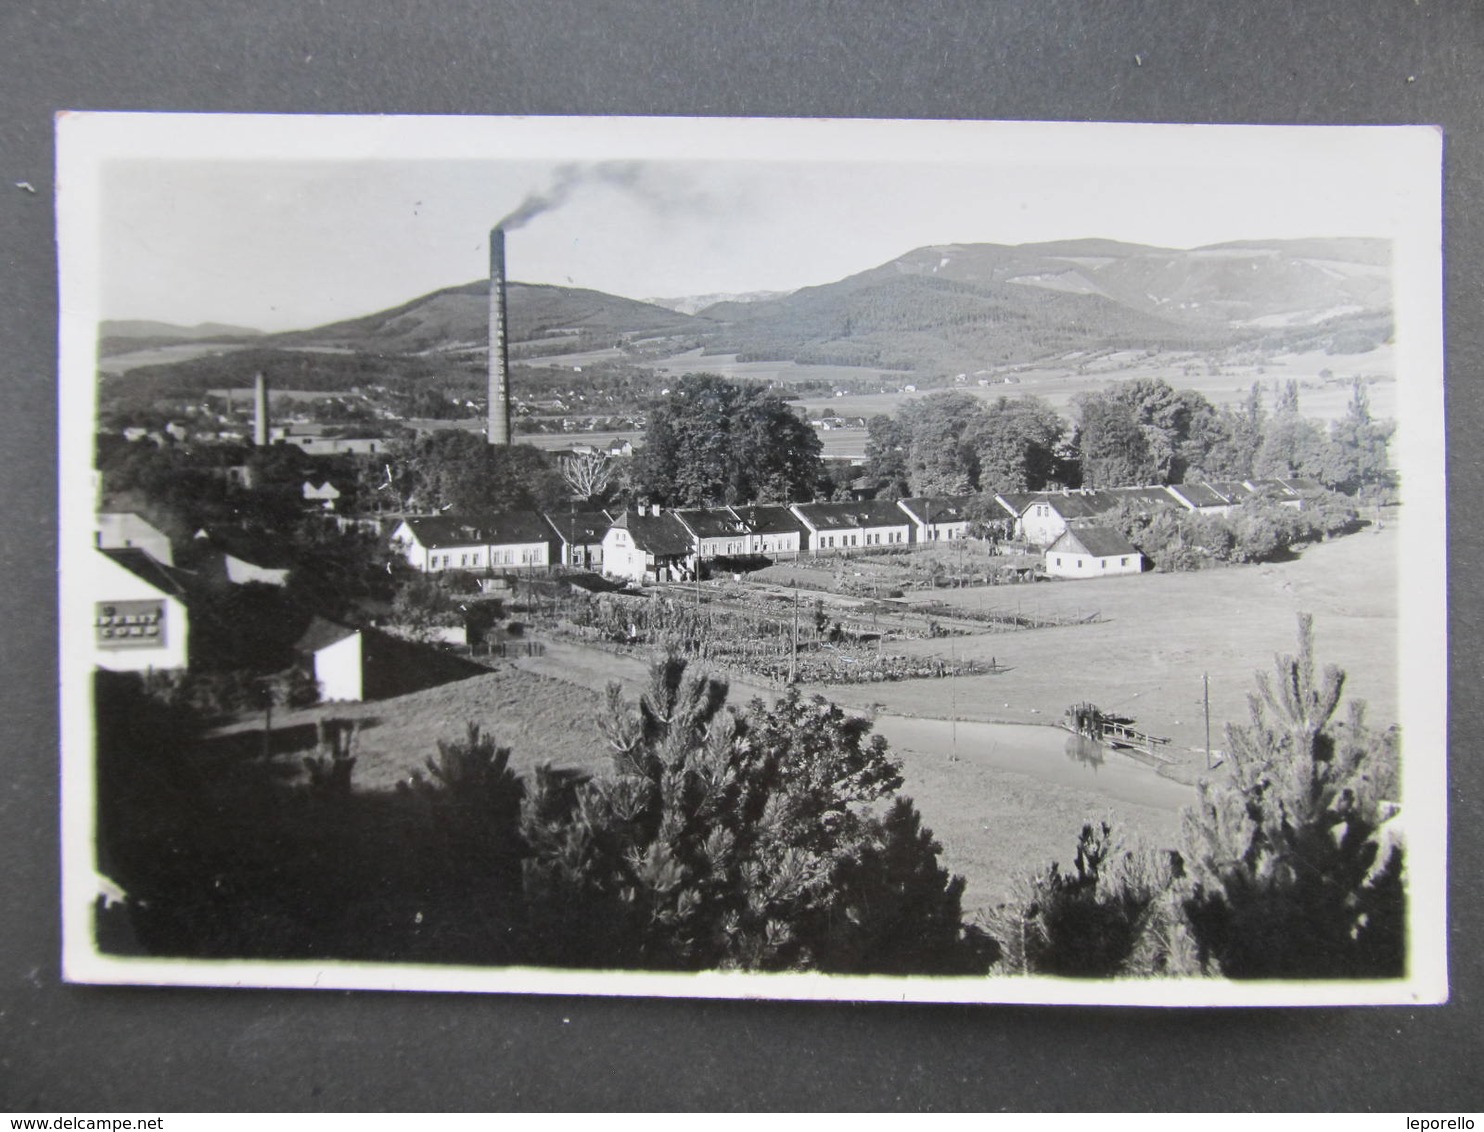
[93,552,189,672]
[313,632,364,702]
[1019,503,1069,547]
[1044,549,1143,579]
[602,528,649,583]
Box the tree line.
[864,378,1393,499]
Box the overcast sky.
[77,116,1438,333]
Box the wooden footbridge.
[1063,702,1174,764]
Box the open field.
[867,723,1185,912]
[650,348,912,388]
[803,519,1400,761]
[97,342,253,377]
[794,344,1396,426]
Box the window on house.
[1077,559,1083,568]
[1121,557,1129,566]
[1055,557,1061,566]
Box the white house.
[94,549,190,672]
[999,486,1180,548]
[896,496,973,543]
[602,509,695,583]
[1044,526,1144,579]
[544,510,613,569]
[731,504,808,559]
[296,618,365,702]
[672,507,753,561]
[302,480,342,510]
[391,513,555,574]
[789,500,912,554]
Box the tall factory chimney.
[487,226,512,445]
[253,371,269,447]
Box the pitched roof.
[196,528,296,570]
[730,504,809,537]
[1049,524,1141,559]
[402,512,556,549]
[1166,481,1232,509]
[791,499,911,531]
[610,510,694,556]
[897,495,974,526]
[100,547,192,600]
[295,615,359,653]
[543,510,614,546]
[1205,480,1257,502]
[1003,487,1180,519]
[672,507,750,540]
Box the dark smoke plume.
[498,161,716,230]
[499,162,644,230]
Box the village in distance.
[86,227,1407,987]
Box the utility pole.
[1204,671,1212,770]
[789,589,799,685]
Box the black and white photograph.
[57,113,1446,1005]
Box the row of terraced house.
[390,497,974,585]
[390,478,1321,586]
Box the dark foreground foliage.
[95,659,994,975]
[95,614,1402,981]
[990,614,1404,980]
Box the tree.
[993,822,1186,977]
[1073,393,1156,488]
[968,396,1067,494]
[1110,378,1192,483]
[1324,380,1395,494]
[631,374,822,506]
[517,656,995,973]
[391,431,566,513]
[1254,412,1331,482]
[863,414,910,497]
[898,392,985,495]
[1180,615,1404,978]
[558,451,615,503]
[1194,384,1264,481]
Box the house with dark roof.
[1165,480,1245,513]
[293,616,486,703]
[544,510,613,569]
[602,509,695,583]
[191,527,293,586]
[672,507,754,561]
[998,486,1183,547]
[1044,525,1144,579]
[93,548,191,671]
[789,500,912,554]
[295,617,365,701]
[896,496,974,543]
[730,504,809,559]
[390,512,555,573]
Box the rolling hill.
[266,281,703,355]
[106,237,1393,386]
[691,238,1391,372]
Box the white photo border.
[56,113,1448,1006]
